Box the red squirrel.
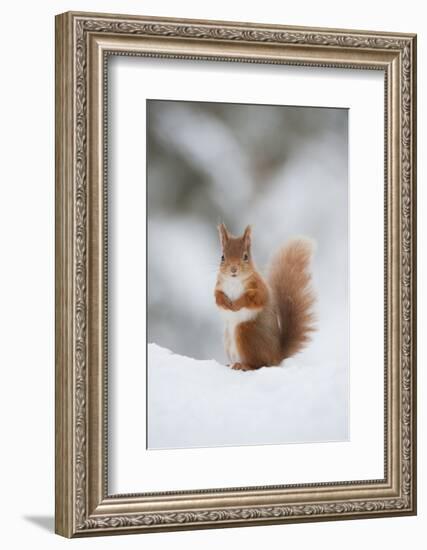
[215,224,316,371]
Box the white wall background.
[0,0,424,548]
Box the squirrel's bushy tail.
[268,238,316,360]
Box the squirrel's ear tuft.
[243,225,252,248]
[218,223,229,247]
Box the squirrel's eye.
[221,255,225,262]
[243,253,249,261]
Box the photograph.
[147,99,349,450]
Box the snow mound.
[148,343,348,450]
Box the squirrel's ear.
[218,223,229,247]
[243,225,252,249]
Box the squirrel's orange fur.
[215,224,316,371]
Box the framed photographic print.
[55,11,417,537]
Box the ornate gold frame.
[55,11,417,538]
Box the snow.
[147,343,348,450]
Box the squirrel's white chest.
[219,277,258,363]
[221,277,244,301]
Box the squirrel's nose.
[230,266,237,274]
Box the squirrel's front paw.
[215,290,233,310]
[224,297,234,309]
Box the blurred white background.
[147,100,349,365]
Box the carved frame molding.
[55,11,416,537]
